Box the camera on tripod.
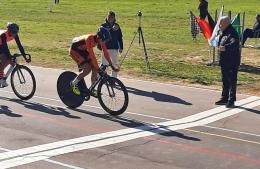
[121,10,150,69]
[137,11,142,17]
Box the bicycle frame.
[88,65,109,93]
[4,59,17,80]
[4,53,31,83]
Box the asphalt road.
[0,66,259,169]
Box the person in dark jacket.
[215,16,240,108]
[198,0,208,20]
[242,14,260,46]
[101,11,123,78]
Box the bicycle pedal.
[90,93,98,98]
[84,95,90,101]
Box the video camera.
[137,11,142,17]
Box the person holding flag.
[215,16,240,108]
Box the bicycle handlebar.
[98,64,108,76]
[100,64,108,71]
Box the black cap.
[108,11,115,17]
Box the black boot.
[215,98,228,105]
[226,100,235,108]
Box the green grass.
[0,0,259,91]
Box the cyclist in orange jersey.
[69,27,119,96]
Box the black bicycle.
[57,65,129,116]
[4,53,36,100]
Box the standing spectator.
[198,0,208,20]
[101,11,123,78]
[242,14,260,46]
[55,0,59,4]
[215,16,240,108]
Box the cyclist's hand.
[25,58,31,63]
[24,56,31,63]
[111,64,120,72]
[24,54,31,63]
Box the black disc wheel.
[57,71,87,108]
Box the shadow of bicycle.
[0,105,22,117]
[73,108,200,142]
[127,87,192,105]
[0,96,80,119]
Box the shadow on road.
[0,96,80,119]
[0,105,22,117]
[239,64,260,75]
[236,106,260,115]
[73,108,200,142]
[127,87,192,105]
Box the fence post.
[228,11,232,19]
[49,0,53,12]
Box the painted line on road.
[0,97,259,168]
[0,147,84,169]
[144,137,260,165]
[1,90,260,139]
[32,93,260,138]
[29,66,255,97]
[185,129,260,145]
[203,125,260,138]
[0,89,173,121]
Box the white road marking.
[29,66,254,97]
[1,90,259,138]
[0,97,259,168]
[44,159,85,169]
[203,125,260,138]
[0,89,173,121]
[0,147,84,169]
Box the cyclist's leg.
[75,63,92,83]
[88,53,99,85]
[0,54,10,87]
[0,54,11,77]
[69,49,91,85]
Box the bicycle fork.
[106,80,115,97]
[5,65,15,80]
[6,65,26,84]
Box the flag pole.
[239,12,245,57]
[212,9,218,64]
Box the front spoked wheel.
[10,65,36,100]
[97,77,129,116]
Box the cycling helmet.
[7,22,19,34]
[97,27,111,42]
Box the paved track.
[0,66,259,169]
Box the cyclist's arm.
[15,35,26,56]
[0,33,12,58]
[101,43,112,65]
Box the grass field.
[0,0,259,95]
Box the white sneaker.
[0,79,8,88]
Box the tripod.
[121,11,150,69]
